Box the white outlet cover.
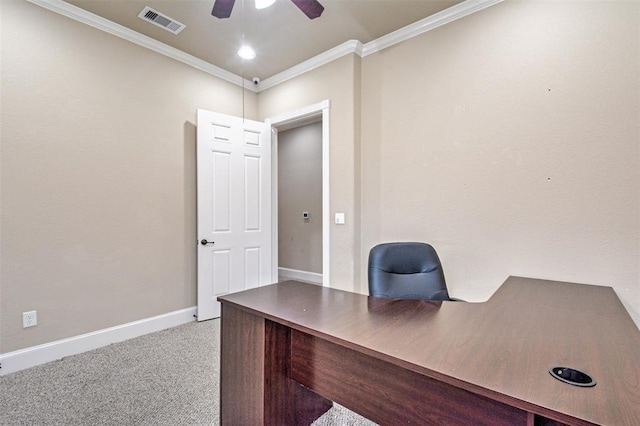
[23,310,37,328]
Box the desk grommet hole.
[549,367,596,387]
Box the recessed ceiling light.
[255,0,276,9]
[238,45,256,60]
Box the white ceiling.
[61,0,466,82]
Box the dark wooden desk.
[218,276,640,425]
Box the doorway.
[277,121,322,283]
[267,100,330,286]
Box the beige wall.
[0,0,257,352]
[360,0,640,323]
[278,122,323,273]
[2,0,639,354]
[258,54,361,291]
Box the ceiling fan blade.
[212,0,235,19]
[290,0,324,19]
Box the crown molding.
[259,0,504,89]
[361,0,503,57]
[258,40,362,91]
[27,0,502,93]
[25,0,257,93]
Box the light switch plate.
[335,213,345,225]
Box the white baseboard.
[0,306,197,376]
[279,267,323,284]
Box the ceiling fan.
[212,0,325,20]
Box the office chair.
[368,242,453,301]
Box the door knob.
[200,239,215,246]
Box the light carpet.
[0,319,376,425]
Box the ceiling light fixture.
[238,45,256,59]
[255,0,276,9]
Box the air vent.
[138,6,186,35]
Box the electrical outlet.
[23,310,37,328]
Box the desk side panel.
[220,305,332,426]
[291,330,529,426]
[220,304,265,425]
[264,320,333,425]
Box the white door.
[196,109,272,320]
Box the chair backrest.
[368,242,450,301]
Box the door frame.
[266,100,330,287]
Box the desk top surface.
[219,276,640,425]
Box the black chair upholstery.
[368,242,451,301]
